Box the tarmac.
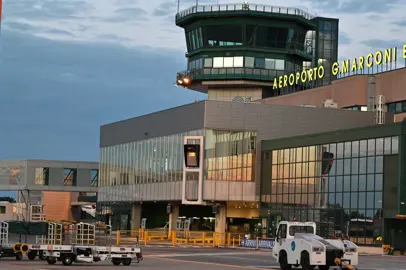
[0,246,404,270]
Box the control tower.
[175,2,338,101]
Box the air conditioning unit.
[323,99,338,108]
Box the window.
[223,57,234,68]
[63,169,77,186]
[91,169,98,187]
[204,25,243,47]
[0,206,5,214]
[255,58,265,69]
[234,57,244,67]
[213,57,223,68]
[289,225,314,236]
[265,59,275,69]
[387,100,406,114]
[204,58,213,68]
[245,57,254,68]
[275,60,285,70]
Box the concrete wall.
[0,202,16,221]
[100,101,205,147]
[98,100,390,203]
[24,160,98,192]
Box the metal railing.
[176,3,314,21]
[183,67,288,81]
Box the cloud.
[115,0,139,5]
[361,39,404,50]
[391,19,406,27]
[0,29,206,161]
[339,32,351,45]
[308,0,402,14]
[5,0,92,21]
[104,7,148,22]
[336,0,402,13]
[153,1,175,17]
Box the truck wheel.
[300,251,314,270]
[15,252,23,261]
[39,251,47,260]
[122,258,132,266]
[319,266,330,270]
[62,255,74,266]
[47,257,57,265]
[27,250,37,260]
[112,258,121,265]
[279,251,292,270]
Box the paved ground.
[0,246,405,270]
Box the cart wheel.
[122,258,132,266]
[47,257,57,265]
[39,251,47,260]
[15,252,23,261]
[112,258,121,265]
[62,255,74,266]
[27,250,37,260]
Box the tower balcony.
[176,3,315,28]
[175,67,287,93]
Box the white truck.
[273,221,358,270]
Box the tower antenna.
[177,0,180,13]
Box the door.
[274,223,287,254]
[268,215,282,238]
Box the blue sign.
[240,239,275,249]
[291,241,296,251]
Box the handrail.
[176,3,315,21]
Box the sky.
[0,0,405,165]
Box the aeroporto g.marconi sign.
[273,44,406,89]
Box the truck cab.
[273,221,358,270]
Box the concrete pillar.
[131,203,142,230]
[168,204,179,231]
[215,204,227,233]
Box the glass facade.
[205,130,257,181]
[314,19,338,86]
[99,130,204,187]
[100,129,258,188]
[262,136,399,245]
[185,25,312,56]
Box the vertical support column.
[215,204,227,233]
[131,203,142,231]
[168,204,179,232]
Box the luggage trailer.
[28,222,143,266]
[1,221,143,266]
[29,244,142,266]
[1,220,67,261]
[0,221,24,260]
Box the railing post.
[256,237,259,250]
[116,230,120,246]
[202,232,206,247]
[227,233,231,247]
[172,230,176,246]
[144,231,148,245]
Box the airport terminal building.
[97,101,388,235]
[97,3,406,247]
